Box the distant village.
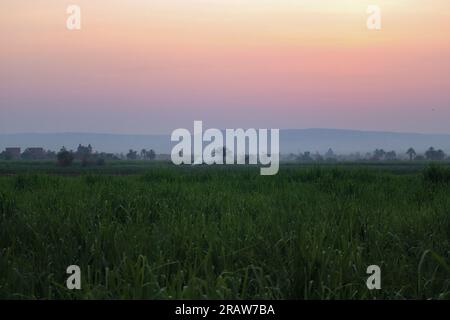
[0,144,449,165]
[0,144,168,166]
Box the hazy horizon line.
[2,128,450,136]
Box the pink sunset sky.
[1,0,449,134]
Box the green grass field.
[1,162,450,299]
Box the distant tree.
[406,148,416,161]
[126,149,138,160]
[436,150,446,161]
[96,152,118,161]
[140,149,147,159]
[77,144,92,156]
[385,151,397,161]
[325,148,336,160]
[371,149,386,161]
[425,147,436,160]
[57,147,74,167]
[148,149,156,160]
[425,147,446,161]
[76,144,93,163]
[21,149,34,161]
[140,149,156,160]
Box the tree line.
[0,144,158,167]
[284,147,448,162]
[1,145,448,164]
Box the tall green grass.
[0,166,449,299]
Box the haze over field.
[1,1,450,135]
[2,129,450,154]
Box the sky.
[1,0,450,134]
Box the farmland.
[0,161,449,299]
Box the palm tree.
[148,149,156,160]
[406,148,416,161]
[140,149,147,160]
[127,149,137,160]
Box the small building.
[22,147,45,160]
[5,147,21,160]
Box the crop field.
[0,162,450,299]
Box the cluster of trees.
[56,145,158,166]
[284,147,449,162]
[57,144,123,167]
[368,149,398,161]
[2,144,448,164]
[409,147,447,161]
[56,147,75,167]
[126,149,156,160]
[286,148,339,162]
[0,144,159,165]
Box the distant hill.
[1,129,450,154]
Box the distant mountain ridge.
[281,129,450,154]
[1,129,450,154]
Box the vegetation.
[1,145,449,163]
[0,163,449,299]
[57,148,75,167]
